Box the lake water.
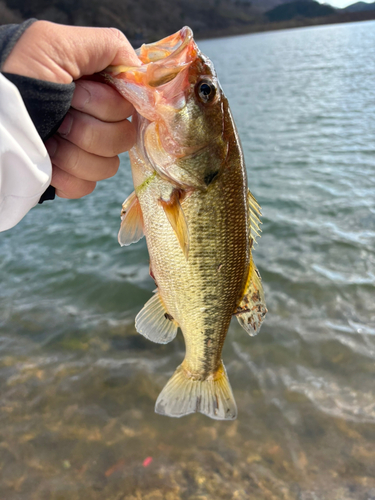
[1,20,375,500]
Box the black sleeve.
[2,73,75,141]
[0,20,75,203]
[0,19,36,67]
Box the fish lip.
[105,26,198,86]
[136,26,195,65]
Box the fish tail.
[155,361,237,420]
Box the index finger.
[71,80,134,122]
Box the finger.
[57,108,136,157]
[58,25,141,79]
[71,80,134,122]
[51,165,97,199]
[3,21,141,84]
[45,135,120,182]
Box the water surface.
[1,20,375,500]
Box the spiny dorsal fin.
[135,290,178,344]
[155,360,237,420]
[248,189,262,245]
[118,191,144,246]
[160,190,190,259]
[235,258,267,336]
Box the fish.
[103,27,267,420]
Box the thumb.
[54,24,142,79]
[3,21,141,84]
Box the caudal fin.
[155,361,237,420]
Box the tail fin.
[155,361,237,420]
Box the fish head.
[104,27,229,189]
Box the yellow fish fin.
[135,291,178,344]
[248,189,262,245]
[155,361,237,420]
[160,191,190,259]
[118,191,144,247]
[235,257,267,336]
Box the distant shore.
[1,3,375,47]
[193,10,375,42]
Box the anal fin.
[118,191,144,246]
[235,258,267,336]
[135,291,178,344]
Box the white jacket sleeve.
[0,73,52,232]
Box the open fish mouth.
[136,26,196,66]
[104,27,198,91]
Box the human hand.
[2,21,140,198]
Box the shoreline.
[191,10,375,43]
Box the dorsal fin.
[235,257,267,336]
[159,190,190,259]
[118,191,144,246]
[248,189,262,245]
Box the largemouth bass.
[104,27,267,420]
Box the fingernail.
[73,82,91,109]
[45,137,58,158]
[58,113,73,137]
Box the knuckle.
[33,20,50,32]
[52,163,96,199]
[107,27,125,42]
[61,171,77,198]
[122,121,137,151]
[81,125,97,154]
[64,177,96,199]
[112,121,135,155]
[65,144,81,175]
[83,181,97,197]
[106,156,120,178]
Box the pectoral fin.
[160,191,190,259]
[135,290,178,344]
[118,191,144,246]
[235,259,267,336]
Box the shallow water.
[1,20,375,500]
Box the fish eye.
[196,80,216,103]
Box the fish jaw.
[103,27,198,122]
[136,26,196,64]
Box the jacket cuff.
[2,72,75,141]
